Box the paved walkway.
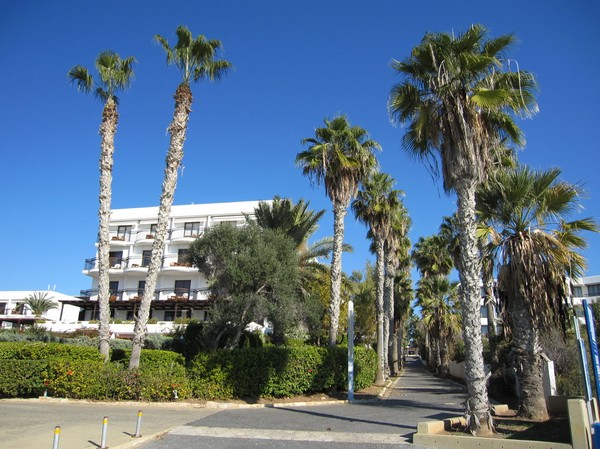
[0,357,468,449]
[137,357,468,448]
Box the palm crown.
[296,115,380,206]
[68,51,135,102]
[389,24,537,191]
[155,25,231,84]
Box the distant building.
[0,290,80,329]
[570,275,600,307]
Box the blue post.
[583,299,600,404]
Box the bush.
[187,345,377,399]
[0,360,47,397]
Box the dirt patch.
[445,415,571,443]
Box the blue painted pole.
[583,299,600,404]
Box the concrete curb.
[413,415,573,449]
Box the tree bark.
[455,180,492,434]
[97,98,118,362]
[374,236,385,385]
[328,200,347,347]
[384,251,396,375]
[130,82,192,370]
[509,292,549,420]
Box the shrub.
[0,360,47,397]
[187,345,377,399]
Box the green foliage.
[0,341,375,401]
[186,345,376,399]
[0,360,47,397]
[0,342,103,361]
[189,223,302,346]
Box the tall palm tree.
[23,292,57,317]
[69,51,135,361]
[477,165,597,419]
[296,115,379,346]
[130,26,231,370]
[384,207,412,375]
[416,276,461,377]
[353,172,402,384]
[389,24,537,432]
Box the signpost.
[348,298,354,402]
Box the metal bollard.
[133,410,143,438]
[100,416,109,449]
[52,426,61,449]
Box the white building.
[0,290,80,329]
[64,200,266,336]
[570,275,600,306]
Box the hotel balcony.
[78,288,211,303]
[83,254,196,275]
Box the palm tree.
[416,277,460,377]
[23,292,57,317]
[130,26,231,370]
[69,51,135,361]
[389,24,537,432]
[384,207,412,374]
[477,165,597,419]
[253,196,324,250]
[296,115,379,346]
[412,235,453,279]
[353,172,402,384]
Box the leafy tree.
[477,165,597,419]
[389,24,537,432]
[69,51,135,361]
[296,115,379,346]
[188,223,301,348]
[23,292,57,317]
[131,26,231,369]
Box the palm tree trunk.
[97,98,118,362]
[328,200,347,347]
[509,293,549,420]
[130,82,192,370]
[455,180,491,433]
[374,236,385,385]
[384,251,395,375]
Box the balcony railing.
[84,255,195,271]
[79,288,210,302]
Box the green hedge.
[0,342,189,400]
[0,342,376,401]
[187,345,377,399]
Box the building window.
[109,251,123,268]
[137,281,145,298]
[481,325,489,336]
[572,286,583,298]
[184,222,200,237]
[117,225,132,241]
[0,303,6,314]
[126,311,135,321]
[178,249,189,265]
[480,306,488,318]
[174,280,191,297]
[150,224,158,236]
[142,250,152,267]
[588,284,600,297]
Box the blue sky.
[1,0,599,296]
